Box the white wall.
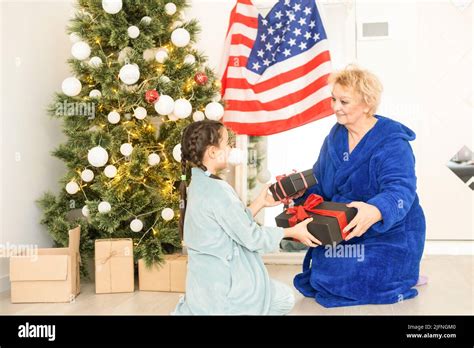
[355,0,473,240]
[0,1,74,292]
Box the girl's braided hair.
[179,120,224,240]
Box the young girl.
[172,120,320,315]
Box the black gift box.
[269,169,317,201]
[275,201,357,246]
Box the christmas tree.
[38,0,224,275]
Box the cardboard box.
[95,238,134,294]
[270,169,317,202]
[138,254,187,292]
[276,201,357,246]
[9,226,81,303]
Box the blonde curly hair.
[328,64,383,116]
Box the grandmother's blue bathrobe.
[294,115,426,307]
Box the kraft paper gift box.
[9,226,81,303]
[269,169,317,202]
[138,254,187,292]
[95,238,134,294]
[275,194,357,246]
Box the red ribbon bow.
[286,194,350,240]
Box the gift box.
[275,194,357,246]
[95,238,134,294]
[138,254,187,292]
[270,169,317,202]
[9,226,81,303]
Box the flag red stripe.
[224,50,331,93]
[225,74,330,111]
[230,34,255,48]
[223,99,334,136]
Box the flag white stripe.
[224,61,332,103]
[235,3,259,18]
[224,85,332,123]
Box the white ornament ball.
[141,16,152,25]
[173,98,192,119]
[81,205,90,217]
[212,94,222,102]
[134,107,147,120]
[102,0,122,14]
[192,111,205,122]
[120,143,133,157]
[148,153,161,166]
[69,33,81,43]
[89,56,103,68]
[127,26,140,39]
[171,28,190,47]
[257,169,272,184]
[205,102,224,120]
[160,75,170,84]
[71,41,91,60]
[107,111,120,124]
[130,218,144,232]
[155,48,168,63]
[172,144,182,162]
[228,148,245,166]
[119,64,140,85]
[87,146,109,167]
[89,89,102,98]
[154,95,175,115]
[184,54,196,65]
[66,181,80,194]
[81,169,94,182]
[98,201,112,214]
[161,208,174,221]
[104,165,117,178]
[165,2,177,15]
[62,77,82,97]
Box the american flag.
[220,0,333,136]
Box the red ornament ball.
[145,89,159,103]
[194,72,208,86]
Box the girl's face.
[208,127,231,170]
[331,83,370,127]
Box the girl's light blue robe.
[172,167,294,315]
[294,115,426,307]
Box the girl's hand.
[284,218,321,247]
[343,201,382,241]
[256,184,281,208]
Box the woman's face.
[331,83,370,127]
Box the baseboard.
[0,274,10,293]
[262,241,474,265]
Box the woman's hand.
[284,218,321,247]
[343,201,382,241]
[290,188,306,201]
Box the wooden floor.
[1,255,472,315]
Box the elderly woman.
[293,65,426,307]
